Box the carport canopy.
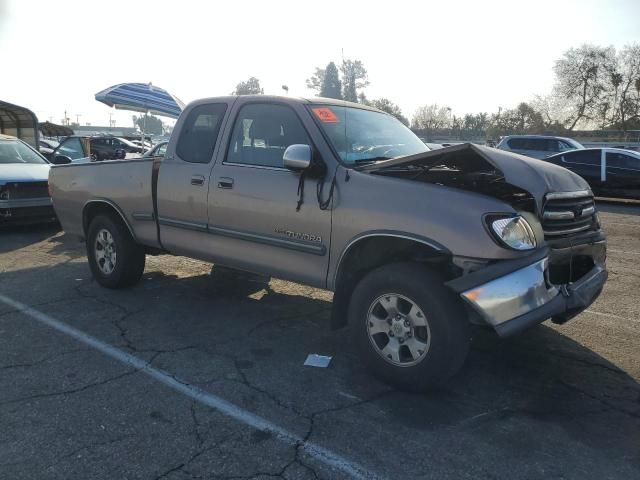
[0,100,39,147]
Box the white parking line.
[0,294,379,480]
[608,249,640,256]
[601,221,640,227]
[585,309,640,324]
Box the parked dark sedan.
[544,148,640,199]
[90,137,144,160]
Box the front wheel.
[349,263,471,391]
[86,214,145,289]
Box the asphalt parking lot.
[1,201,639,480]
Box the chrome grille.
[542,191,597,238]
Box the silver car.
[0,134,55,225]
[497,135,584,159]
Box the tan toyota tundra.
[49,96,607,391]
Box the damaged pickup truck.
[49,96,607,391]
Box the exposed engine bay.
[369,146,537,213]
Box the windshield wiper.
[353,156,393,165]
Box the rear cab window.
[176,103,228,163]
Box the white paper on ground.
[304,354,332,368]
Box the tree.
[340,59,369,102]
[411,104,451,130]
[133,114,163,135]
[598,44,640,133]
[552,44,616,130]
[486,102,546,138]
[306,67,325,94]
[370,98,409,126]
[232,76,263,95]
[320,62,342,99]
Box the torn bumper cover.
[446,241,607,337]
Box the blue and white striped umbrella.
[95,82,185,118]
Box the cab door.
[206,100,333,288]
[605,150,640,197]
[156,102,230,257]
[558,149,603,192]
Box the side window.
[545,139,560,152]
[176,103,227,163]
[529,139,547,151]
[508,138,526,149]
[607,152,640,170]
[226,103,310,168]
[563,150,601,166]
[157,143,167,157]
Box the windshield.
[310,105,428,165]
[0,139,48,164]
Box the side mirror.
[283,144,312,171]
[52,155,72,165]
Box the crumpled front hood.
[361,143,590,207]
[0,163,51,184]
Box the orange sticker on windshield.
[312,107,339,123]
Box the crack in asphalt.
[558,379,640,419]
[0,369,139,406]
[0,347,89,370]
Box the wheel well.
[331,236,451,330]
[82,201,134,240]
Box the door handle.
[218,177,234,189]
[191,175,205,186]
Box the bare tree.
[411,104,451,130]
[599,44,640,133]
[553,44,616,130]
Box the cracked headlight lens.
[489,216,536,250]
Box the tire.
[348,262,471,392]
[86,214,145,289]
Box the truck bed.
[49,158,159,247]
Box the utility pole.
[109,113,114,129]
[75,114,81,125]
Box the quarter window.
[226,103,310,168]
[176,103,227,163]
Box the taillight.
[47,183,53,197]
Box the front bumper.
[0,198,56,225]
[446,238,607,336]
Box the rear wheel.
[349,262,471,391]
[86,214,145,289]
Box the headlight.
[488,215,537,250]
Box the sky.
[1,0,639,128]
